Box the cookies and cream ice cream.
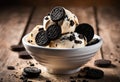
[49,32,87,48]
[43,8,79,34]
[27,6,94,48]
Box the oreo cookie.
[19,51,32,59]
[46,24,61,40]
[94,59,111,67]
[78,67,104,79]
[86,38,99,46]
[35,30,50,46]
[75,23,94,42]
[50,6,65,22]
[10,44,25,51]
[85,68,104,79]
[23,67,41,78]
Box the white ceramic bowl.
[22,34,103,74]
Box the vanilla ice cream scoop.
[49,32,87,48]
[43,8,79,33]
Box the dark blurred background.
[0,0,120,7]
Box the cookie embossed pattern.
[22,6,103,74]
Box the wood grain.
[97,7,120,82]
[0,7,31,82]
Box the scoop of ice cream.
[43,8,79,33]
[27,25,44,45]
[49,32,87,48]
[43,16,55,31]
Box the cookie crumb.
[7,66,15,70]
[10,44,25,51]
[72,45,74,48]
[70,76,74,79]
[118,60,120,63]
[46,80,51,82]
[70,80,76,82]
[116,45,120,48]
[74,40,82,44]
[70,20,74,26]
[0,78,3,81]
[82,79,88,82]
[114,59,118,61]
[45,17,49,20]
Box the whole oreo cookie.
[78,67,104,79]
[75,23,94,42]
[94,59,111,67]
[23,67,41,78]
[50,6,65,22]
[35,30,50,46]
[46,24,61,40]
[85,68,104,79]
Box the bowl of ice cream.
[23,34,102,74]
[22,6,103,74]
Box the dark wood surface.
[0,6,120,82]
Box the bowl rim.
[22,33,103,50]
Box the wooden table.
[0,6,120,82]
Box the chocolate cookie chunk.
[75,23,94,42]
[82,79,88,82]
[50,6,65,22]
[46,80,51,82]
[7,66,15,70]
[78,67,90,77]
[23,67,41,78]
[69,35,75,41]
[70,20,74,26]
[46,24,61,40]
[70,80,76,82]
[94,59,111,67]
[19,51,32,59]
[86,38,100,46]
[85,68,104,79]
[74,40,82,44]
[79,67,104,79]
[35,30,50,46]
[10,44,25,51]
